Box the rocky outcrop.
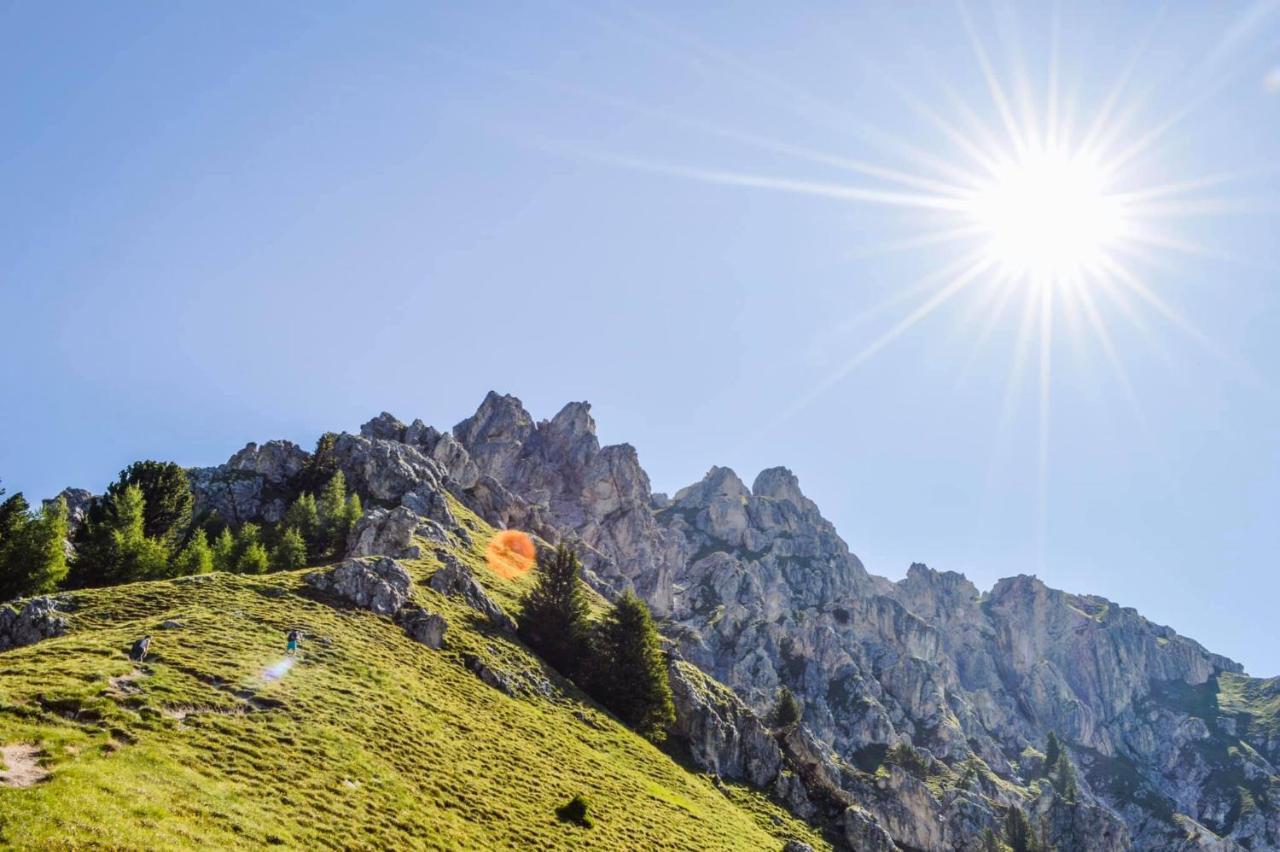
[426,554,517,633]
[0,597,70,651]
[346,506,451,560]
[188,440,310,524]
[667,658,785,790]
[304,557,413,617]
[451,393,675,609]
[399,606,447,648]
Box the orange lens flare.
[485,530,536,580]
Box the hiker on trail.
[286,629,300,656]
[129,635,152,663]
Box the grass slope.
[0,502,825,850]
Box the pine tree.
[270,527,308,573]
[211,528,236,573]
[342,492,363,549]
[1044,731,1061,769]
[284,493,320,556]
[26,496,69,593]
[0,495,68,599]
[301,432,340,493]
[590,592,676,742]
[172,529,214,576]
[1004,805,1036,852]
[107,461,193,546]
[518,545,592,677]
[318,472,348,556]
[980,827,1001,852]
[0,490,32,599]
[106,485,171,582]
[769,686,803,730]
[1052,749,1079,802]
[232,523,266,573]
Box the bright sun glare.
[968,148,1126,281]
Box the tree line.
[0,441,363,601]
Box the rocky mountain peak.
[751,466,814,511]
[360,411,407,442]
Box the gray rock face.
[399,606,447,648]
[347,506,424,559]
[360,411,407,442]
[304,557,412,617]
[667,658,785,790]
[332,434,444,504]
[188,440,310,524]
[0,597,70,651]
[426,554,517,633]
[451,394,675,609]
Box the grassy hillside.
[0,500,825,850]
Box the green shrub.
[555,793,593,827]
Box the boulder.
[427,555,517,633]
[347,507,423,560]
[0,597,70,651]
[399,606,447,649]
[304,557,412,616]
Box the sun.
[966,147,1127,282]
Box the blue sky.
[2,2,1279,675]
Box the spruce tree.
[518,545,591,677]
[172,529,214,576]
[769,686,803,730]
[270,527,308,573]
[1044,731,1061,769]
[1052,749,1079,802]
[211,528,236,573]
[1004,805,1036,852]
[591,591,676,743]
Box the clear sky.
[2,3,1278,675]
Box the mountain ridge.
[28,390,1280,850]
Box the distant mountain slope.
[0,498,822,850]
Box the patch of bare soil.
[0,744,49,788]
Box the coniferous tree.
[979,827,1001,852]
[342,492,363,549]
[769,686,803,731]
[518,545,592,677]
[270,527,308,573]
[27,497,69,593]
[1044,731,1061,769]
[0,496,68,599]
[318,472,348,556]
[1004,805,1037,852]
[284,493,320,557]
[233,523,267,573]
[107,461,193,546]
[301,432,340,493]
[590,591,676,742]
[105,485,170,582]
[1052,749,1079,802]
[211,527,236,573]
[172,529,214,576]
